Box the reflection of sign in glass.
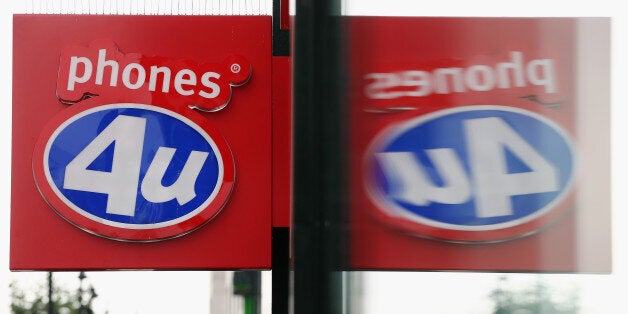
[364,51,558,100]
[367,106,575,242]
[33,103,235,241]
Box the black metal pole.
[271,227,290,314]
[271,1,291,313]
[293,0,347,313]
[78,271,86,314]
[272,0,290,57]
[47,272,54,314]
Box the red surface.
[272,57,292,227]
[281,0,290,30]
[347,17,602,271]
[11,15,272,270]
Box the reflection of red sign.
[12,15,272,270]
[363,51,561,103]
[349,17,611,272]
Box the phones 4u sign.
[12,15,610,272]
[11,15,272,270]
[348,17,611,272]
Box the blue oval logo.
[34,103,235,241]
[367,105,575,242]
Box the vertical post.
[78,271,86,314]
[272,1,291,313]
[293,0,347,313]
[272,227,290,314]
[272,0,290,57]
[243,294,259,314]
[47,272,54,314]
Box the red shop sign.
[11,15,272,270]
[348,17,611,272]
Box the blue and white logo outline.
[42,103,229,230]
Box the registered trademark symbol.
[230,63,241,74]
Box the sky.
[2,0,628,313]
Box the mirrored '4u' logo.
[367,106,575,242]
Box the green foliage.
[9,274,95,314]
[490,276,580,314]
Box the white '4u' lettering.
[63,115,208,217]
